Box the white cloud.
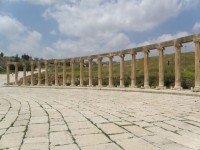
[0,15,42,57]
[193,22,200,32]
[0,15,26,39]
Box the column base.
[173,86,183,90]
[156,86,166,90]
[87,85,94,87]
[78,84,84,87]
[192,86,200,92]
[129,85,137,88]
[107,85,114,88]
[141,85,150,89]
[118,85,125,88]
[70,84,76,87]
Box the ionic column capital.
[44,60,48,65]
[119,53,125,58]
[143,47,149,53]
[194,38,200,44]
[97,56,103,61]
[130,51,137,55]
[79,57,84,62]
[174,40,182,48]
[62,59,67,63]
[54,60,58,64]
[157,46,165,51]
[31,61,34,65]
[70,58,75,63]
[88,57,93,62]
[108,54,113,59]
[15,62,19,66]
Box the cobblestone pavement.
[0,87,200,150]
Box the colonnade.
[5,35,200,91]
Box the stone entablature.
[5,33,200,91]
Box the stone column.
[15,62,18,85]
[174,42,182,89]
[23,63,26,86]
[88,57,93,87]
[30,61,34,86]
[54,60,58,86]
[194,39,200,91]
[71,59,75,86]
[6,63,10,85]
[143,49,150,88]
[37,61,41,86]
[119,54,125,87]
[108,55,113,87]
[157,47,166,89]
[45,61,48,86]
[97,56,103,87]
[130,52,137,88]
[79,58,84,86]
[62,60,67,86]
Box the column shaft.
[79,58,84,86]
[30,62,34,86]
[55,61,58,86]
[97,57,103,87]
[71,59,75,86]
[144,50,150,88]
[158,48,165,88]
[63,60,67,86]
[174,43,182,89]
[88,58,93,86]
[194,40,200,89]
[131,52,137,87]
[6,63,10,85]
[23,64,26,85]
[15,63,18,85]
[37,61,41,86]
[108,56,113,87]
[120,54,125,87]
[45,61,48,86]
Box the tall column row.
[5,39,200,91]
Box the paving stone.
[29,116,48,124]
[51,144,79,150]
[0,132,24,149]
[13,120,29,127]
[124,125,153,137]
[109,132,135,141]
[6,126,26,134]
[68,121,95,130]
[71,127,101,136]
[75,134,110,147]
[116,138,161,150]
[21,143,49,150]
[23,136,49,144]
[160,143,193,150]
[50,124,68,132]
[26,123,48,138]
[50,131,73,146]
[81,143,122,150]
[97,123,126,134]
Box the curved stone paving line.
[0,87,200,150]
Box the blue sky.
[0,0,200,59]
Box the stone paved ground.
[0,87,200,150]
